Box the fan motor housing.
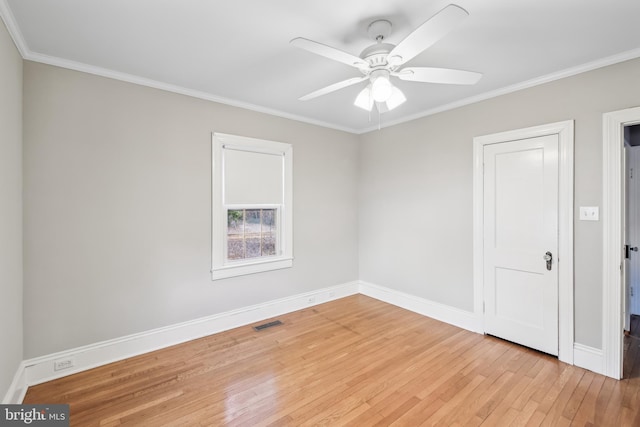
[360,42,395,68]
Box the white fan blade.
[394,67,482,85]
[291,37,369,70]
[299,76,368,101]
[388,4,468,66]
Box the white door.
[483,134,559,355]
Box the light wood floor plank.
[23,295,640,426]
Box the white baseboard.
[573,343,604,375]
[21,281,360,390]
[2,362,27,404]
[359,281,481,333]
[16,280,479,399]
[10,279,608,403]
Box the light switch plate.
[579,206,599,221]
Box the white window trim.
[211,133,293,280]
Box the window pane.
[261,209,276,256]
[262,209,275,231]
[227,210,244,234]
[226,208,278,261]
[246,237,261,258]
[245,209,261,233]
[261,234,276,256]
[227,210,245,260]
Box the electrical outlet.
[54,357,75,371]
[307,297,316,304]
[579,206,599,221]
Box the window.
[211,133,292,280]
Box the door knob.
[543,251,553,271]
[631,247,638,252]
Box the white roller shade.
[223,148,283,205]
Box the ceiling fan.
[290,4,482,113]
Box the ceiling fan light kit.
[370,70,393,102]
[354,85,374,111]
[291,4,482,116]
[386,86,407,109]
[354,81,407,113]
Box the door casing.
[473,120,574,365]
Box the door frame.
[473,120,575,365]
[603,106,640,379]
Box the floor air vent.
[253,320,283,331]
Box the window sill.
[211,257,293,281]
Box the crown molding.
[358,47,640,134]
[0,0,27,56]
[24,51,359,134]
[0,1,358,135]
[3,0,640,136]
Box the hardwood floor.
[24,295,640,426]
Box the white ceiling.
[2,0,640,133]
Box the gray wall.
[15,45,640,360]
[359,57,640,349]
[23,62,360,358]
[0,18,23,398]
